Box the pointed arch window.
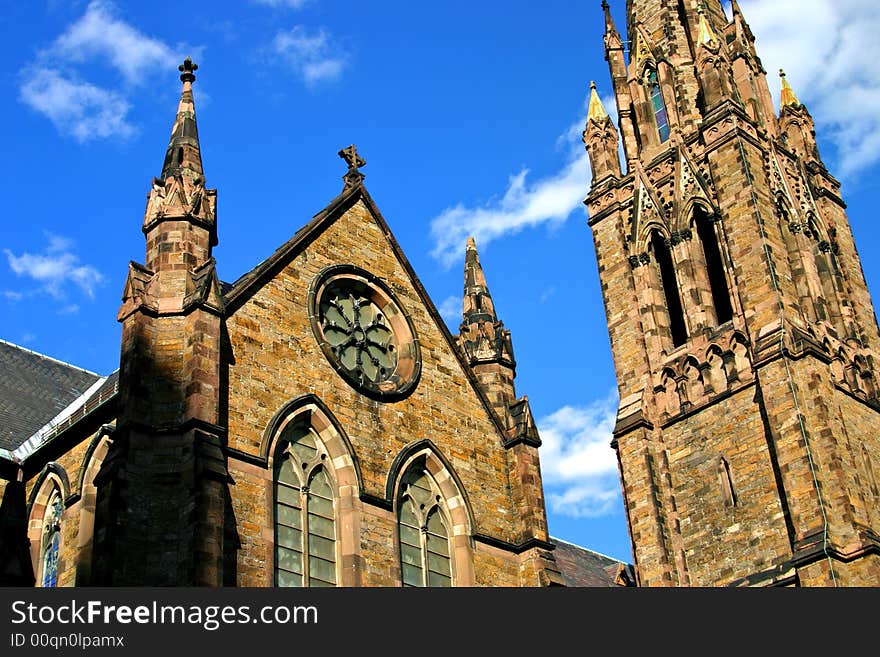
[718,456,737,508]
[397,467,452,587]
[650,230,687,346]
[40,490,63,588]
[648,69,670,143]
[694,207,733,324]
[274,425,337,587]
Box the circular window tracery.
[309,265,421,400]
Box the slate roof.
[0,340,103,451]
[551,537,635,587]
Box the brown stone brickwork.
[4,58,563,588]
[585,0,880,586]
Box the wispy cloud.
[49,0,177,83]
[3,233,104,300]
[429,112,590,268]
[20,70,135,143]
[436,295,461,326]
[252,0,310,8]
[19,0,191,142]
[537,391,621,518]
[539,286,556,303]
[269,26,346,85]
[740,0,880,177]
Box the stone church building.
[1,0,879,587]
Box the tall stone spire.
[456,238,519,428]
[602,0,621,49]
[160,57,204,180]
[95,58,228,586]
[462,236,498,325]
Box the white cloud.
[20,69,135,142]
[740,0,880,177]
[50,0,177,84]
[429,148,589,268]
[436,295,461,326]
[270,26,345,85]
[253,0,310,8]
[539,286,556,303]
[4,233,104,300]
[19,1,191,142]
[537,392,621,518]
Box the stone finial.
[338,144,366,189]
[179,57,198,84]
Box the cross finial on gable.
[338,144,366,190]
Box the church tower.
[584,1,880,586]
[91,58,229,585]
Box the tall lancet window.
[695,207,733,324]
[274,425,337,587]
[651,230,687,347]
[648,69,670,143]
[398,467,452,587]
[40,490,63,588]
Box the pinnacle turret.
[587,81,610,124]
[462,236,498,325]
[160,57,204,180]
[602,0,622,49]
[779,69,800,108]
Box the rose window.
[309,265,421,400]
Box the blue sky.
[2,0,880,565]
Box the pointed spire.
[730,0,744,18]
[602,0,621,45]
[602,0,617,34]
[462,237,497,325]
[161,57,204,180]
[588,81,610,123]
[696,5,719,47]
[779,69,800,107]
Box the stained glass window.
[40,492,63,588]
[274,426,337,587]
[648,70,670,143]
[397,468,452,587]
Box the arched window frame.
[273,423,339,588]
[645,67,670,143]
[691,204,733,326]
[387,443,475,587]
[718,456,737,508]
[27,465,70,588]
[263,396,363,587]
[397,465,454,587]
[649,229,688,347]
[40,489,63,588]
